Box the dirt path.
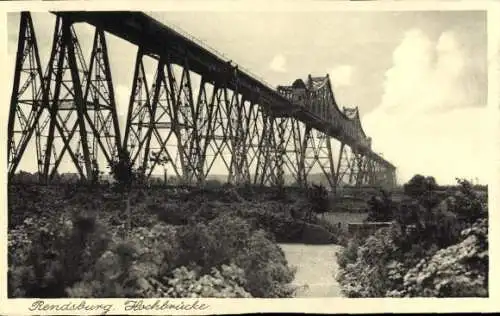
[279,243,344,297]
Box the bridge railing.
[146,15,393,169]
[161,17,278,93]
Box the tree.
[109,149,136,190]
[305,183,329,221]
[403,174,437,198]
[403,174,440,210]
[108,149,144,237]
[366,189,397,222]
[90,159,101,186]
[445,178,486,225]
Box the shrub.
[108,149,145,190]
[336,227,399,297]
[336,177,488,298]
[231,201,338,244]
[443,178,487,225]
[66,241,149,298]
[388,218,488,297]
[8,185,299,298]
[149,202,190,226]
[366,189,397,222]
[305,183,330,220]
[235,207,305,243]
[336,238,362,269]
[403,174,438,199]
[392,199,461,253]
[173,213,297,297]
[162,264,252,298]
[130,223,180,274]
[234,229,296,297]
[300,223,337,244]
[8,211,111,298]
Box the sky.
[6,10,489,185]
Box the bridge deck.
[54,11,394,170]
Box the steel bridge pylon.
[8,12,122,183]
[8,12,396,191]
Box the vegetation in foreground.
[336,175,488,297]
[8,186,301,298]
[9,159,488,298]
[8,166,341,298]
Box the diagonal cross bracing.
[9,11,396,190]
[9,13,123,182]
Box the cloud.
[329,65,354,87]
[363,28,489,185]
[269,54,287,72]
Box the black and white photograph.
[4,2,491,310]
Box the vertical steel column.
[259,114,287,187]
[61,17,93,180]
[41,16,93,182]
[81,28,122,171]
[254,111,277,187]
[123,49,153,171]
[200,82,219,181]
[335,142,350,187]
[325,136,338,193]
[203,84,231,182]
[297,124,309,188]
[189,77,210,184]
[230,92,248,184]
[228,78,250,185]
[8,12,46,180]
[298,126,338,191]
[278,117,302,186]
[176,60,198,183]
[236,99,259,185]
[165,60,189,182]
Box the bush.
[336,238,362,269]
[9,185,307,298]
[162,264,252,298]
[403,174,438,199]
[234,229,297,297]
[392,199,461,253]
[443,178,487,225]
[336,227,397,297]
[8,212,111,298]
[231,201,339,244]
[388,218,488,297]
[336,177,488,298]
[130,211,297,298]
[173,213,297,297]
[300,223,337,244]
[235,207,305,243]
[366,189,398,222]
[307,184,330,216]
[149,202,190,226]
[66,241,148,297]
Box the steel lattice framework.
[8,11,397,190]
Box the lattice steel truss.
[8,12,46,180]
[8,12,396,191]
[8,13,121,183]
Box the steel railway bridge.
[8,11,397,191]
